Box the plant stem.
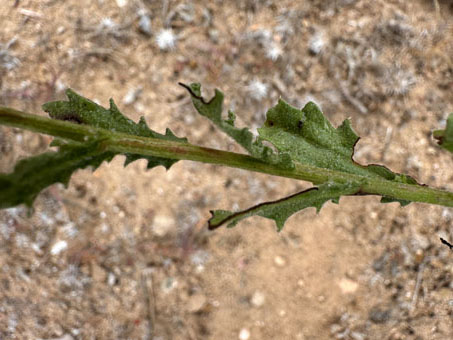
[2,106,453,208]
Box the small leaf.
[43,89,187,170]
[209,182,361,231]
[433,113,453,153]
[180,83,294,169]
[0,142,112,208]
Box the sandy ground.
[1,0,453,339]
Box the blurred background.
[1,0,453,339]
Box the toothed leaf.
[209,182,361,231]
[0,142,113,208]
[181,83,294,169]
[43,89,187,169]
[258,100,418,204]
[0,89,188,209]
[434,113,453,153]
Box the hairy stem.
[1,106,453,208]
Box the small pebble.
[274,255,286,267]
[107,272,116,286]
[338,278,359,294]
[122,87,142,105]
[116,0,127,7]
[239,328,250,340]
[308,33,325,55]
[138,14,152,36]
[251,291,265,307]
[56,26,66,35]
[51,240,68,256]
[152,215,175,237]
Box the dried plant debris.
[80,17,131,46]
[374,17,416,46]
[165,2,195,26]
[0,37,20,71]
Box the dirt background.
[1,0,453,339]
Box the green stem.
[1,106,453,208]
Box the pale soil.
[1,0,453,339]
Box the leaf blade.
[209,181,361,231]
[180,83,294,169]
[43,89,187,170]
[0,142,112,208]
[258,99,419,205]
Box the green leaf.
[209,181,361,231]
[43,89,187,169]
[433,113,453,153]
[180,83,294,169]
[0,142,113,209]
[0,89,187,209]
[258,99,418,204]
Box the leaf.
[0,142,113,209]
[180,83,294,169]
[433,113,453,153]
[258,99,418,204]
[209,181,361,231]
[43,89,187,169]
[0,89,186,209]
